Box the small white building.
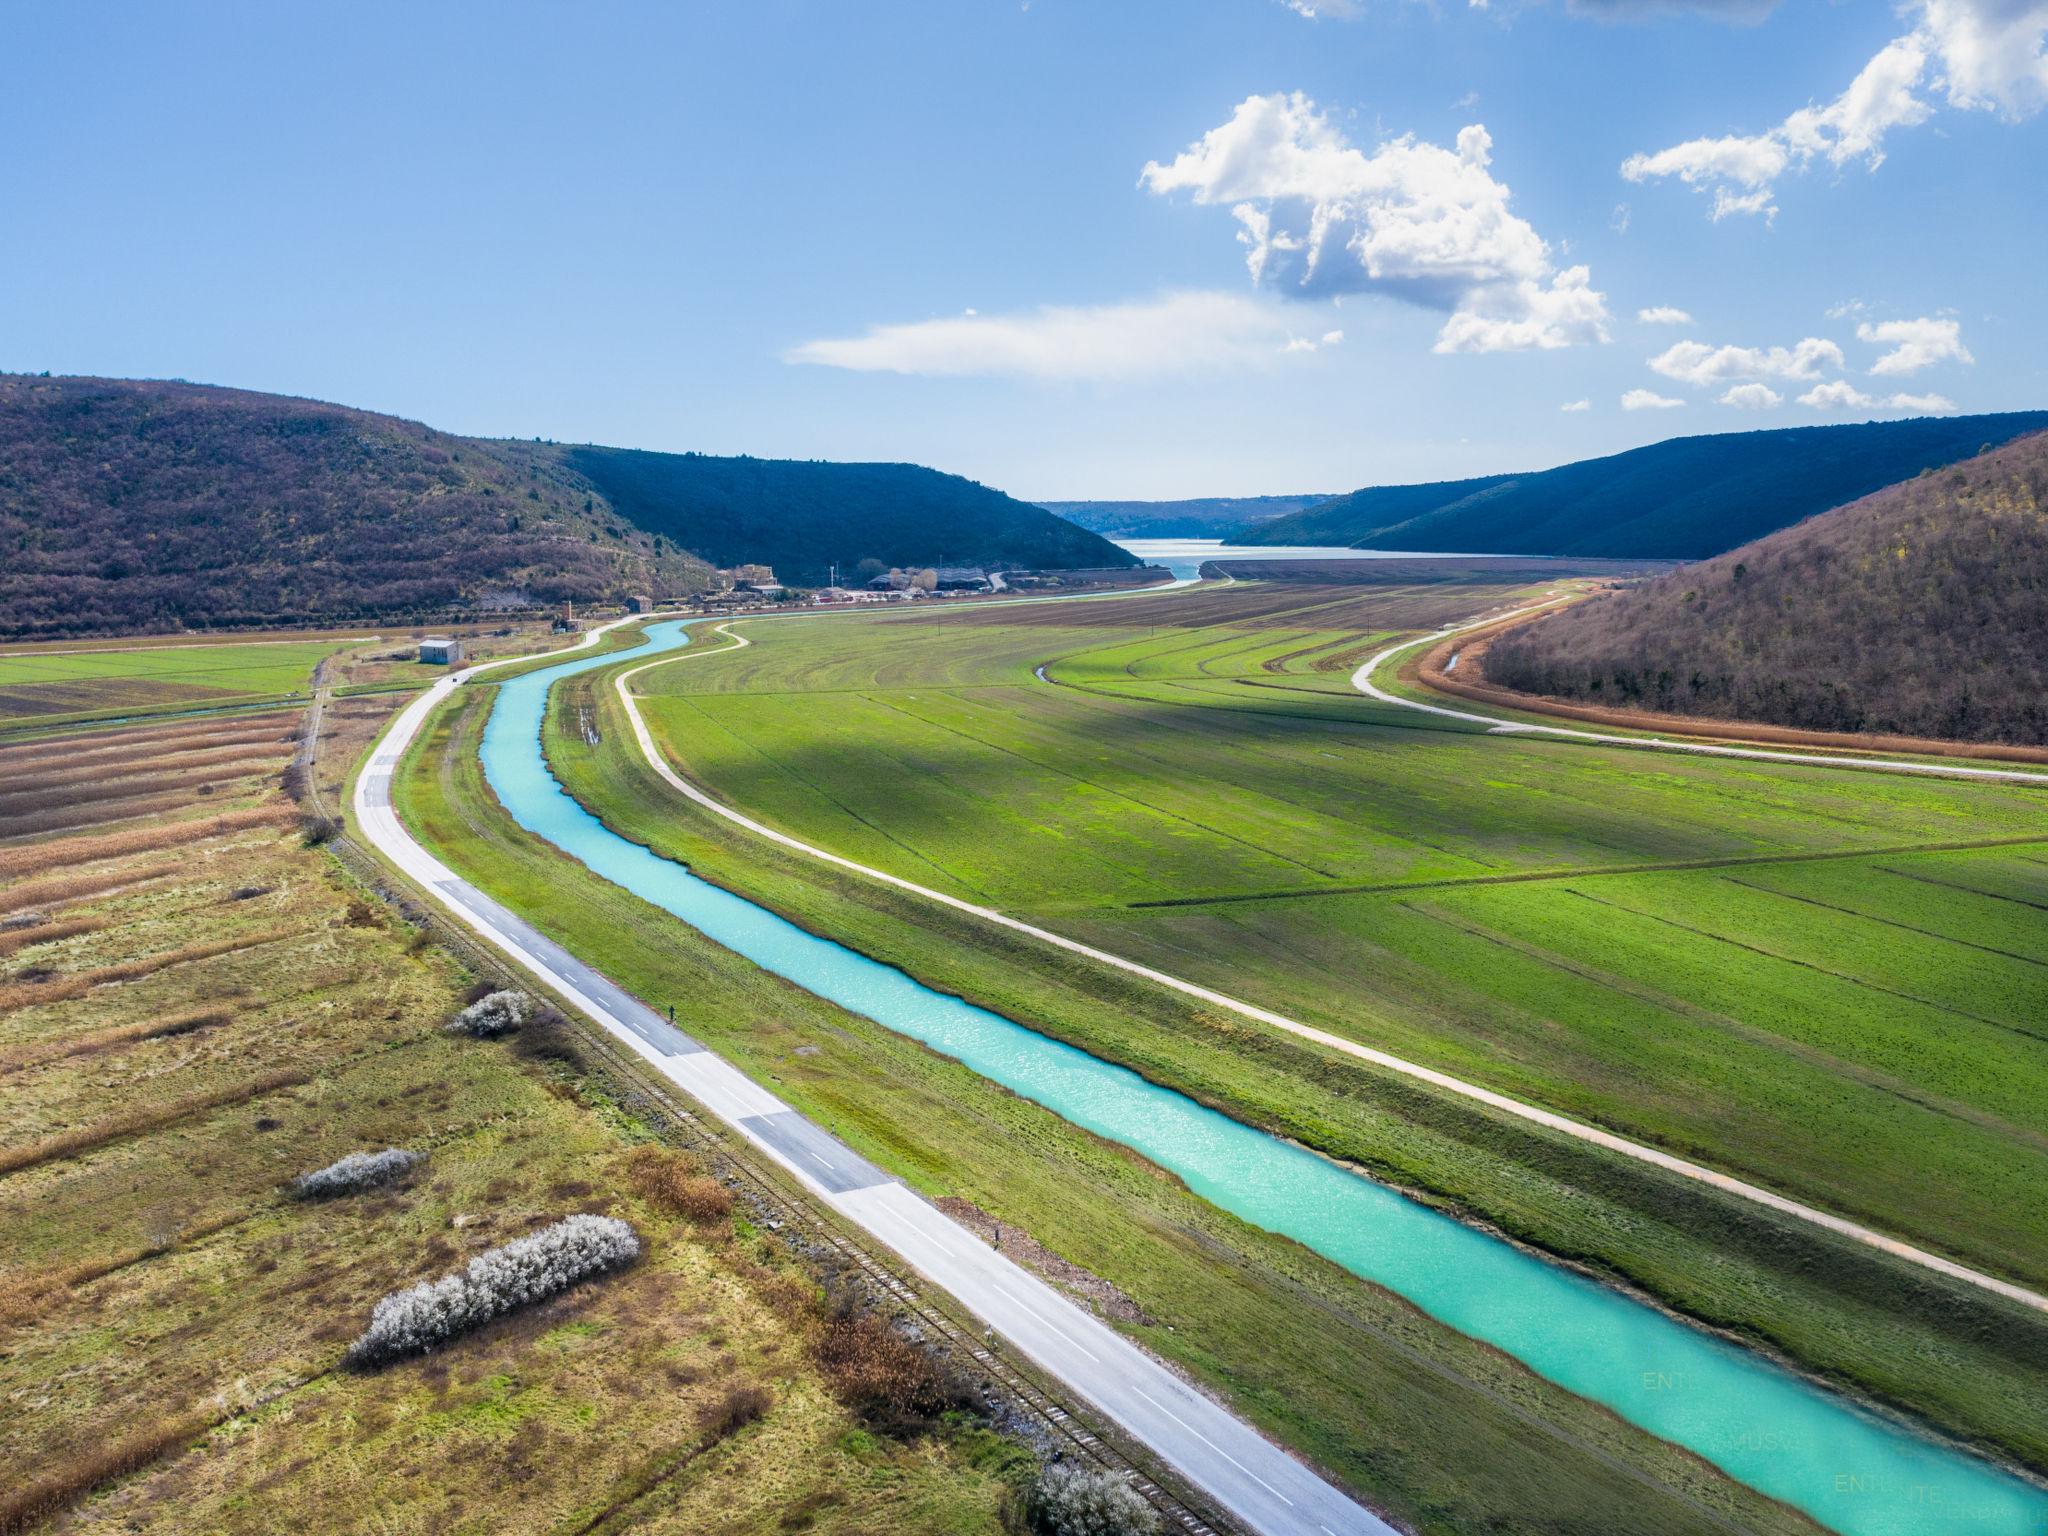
[419,637,464,665]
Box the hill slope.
[0,376,1131,638]
[1036,494,1332,539]
[565,446,1135,586]
[1483,431,2048,744]
[1249,414,2048,559]
[0,376,710,638]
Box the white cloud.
[1920,0,2048,116]
[1276,0,1365,15]
[1637,306,1694,325]
[1623,388,1686,410]
[1141,92,1610,353]
[1561,398,1592,412]
[1649,336,1845,385]
[1719,383,1784,408]
[784,291,1322,381]
[1622,0,2048,220]
[1857,315,1974,374]
[1798,380,1961,412]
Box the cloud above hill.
[1141,92,1610,353]
[784,291,1322,381]
[1622,0,2048,219]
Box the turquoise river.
[474,616,2043,1536]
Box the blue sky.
[2,0,2042,498]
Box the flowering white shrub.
[347,1213,640,1366]
[1024,1465,1161,1536]
[292,1147,421,1200]
[445,990,531,1038]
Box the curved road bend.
[1352,602,2048,787]
[352,617,1387,1536]
[616,617,2048,1316]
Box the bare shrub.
[292,1147,421,1200]
[1020,1465,1161,1536]
[510,1004,584,1067]
[445,989,530,1038]
[299,812,342,846]
[814,1296,972,1433]
[697,1381,773,1441]
[625,1146,735,1226]
[346,1213,641,1367]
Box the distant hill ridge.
[1036,494,1332,539]
[0,376,1131,638]
[1246,414,2048,559]
[1483,430,2048,745]
[571,447,1132,587]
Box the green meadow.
[566,581,2048,1473]
[0,637,350,732]
[393,670,1835,1536]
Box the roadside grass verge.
[398,681,1829,1535]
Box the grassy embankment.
[589,582,2048,1475]
[396,658,1829,1536]
[0,695,1018,1532]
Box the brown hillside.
[0,376,709,639]
[1484,431,2048,746]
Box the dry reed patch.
[0,925,303,1015]
[0,1006,235,1074]
[0,789,228,843]
[0,1064,313,1175]
[0,1404,220,1534]
[0,915,105,959]
[0,863,182,918]
[0,806,296,881]
[8,746,290,797]
[0,1073,311,1179]
[624,1146,736,1227]
[0,1209,249,1332]
[0,749,288,811]
[0,710,298,767]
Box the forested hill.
[0,376,710,639]
[564,447,1135,585]
[1036,494,1331,539]
[1247,413,2048,559]
[1484,431,2048,745]
[0,376,1130,638]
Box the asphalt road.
[351,618,1390,1536]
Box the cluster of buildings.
[414,561,1137,659]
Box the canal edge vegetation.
[388,663,1835,1536]
[552,612,2048,1485]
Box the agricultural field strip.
[355,614,1389,1536]
[613,609,2048,1315]
[1122,832,2048,907]
[0,635,376,658]
[1353,607,2048,786]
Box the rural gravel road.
[352,617,1389,1536]
[1352,602,2048,788]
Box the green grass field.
[546,582,2048,1479]
[629,584,2048,1290]
[393,674,1835,1536]
[0,638,349,732]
